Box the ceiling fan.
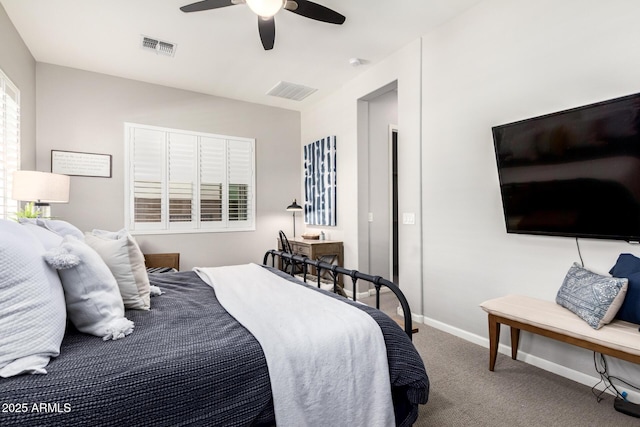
[180,0,346,50]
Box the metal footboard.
[263,249,414,340]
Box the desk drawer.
[290,243,310,257]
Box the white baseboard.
[319,280,392,300]
[421,315,640,404]
[412,313,425,324]
[369,287,391,296]
[399,308,424,325]
[343,288,372,300]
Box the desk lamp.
[286,199,303,237]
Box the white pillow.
[44,235,134,341]
[85,229,151,310]
[20,221,63,249]
[19,218,84,240]
[0,220,66,377]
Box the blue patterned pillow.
[556,263,628,329]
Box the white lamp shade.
[12,170,70,203]
[246,0,285,18]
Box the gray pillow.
[44,235,134,341]
[0,220,66,377]
[85,229,151,310]
[556,263,628,329]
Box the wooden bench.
[480,295,640,371]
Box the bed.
[0,220,429,427]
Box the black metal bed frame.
[263,249,414,340]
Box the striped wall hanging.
[304,136,336,226]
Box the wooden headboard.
[143,253,180,271]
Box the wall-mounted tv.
[492,92,640,241]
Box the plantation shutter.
[131,127,164,229]
[125,123,255,234]
[227,139,254,226]
[168,133,197,229]
[200,137,226,228]
[0,71,20,220]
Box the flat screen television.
[492,92,640,241]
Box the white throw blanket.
[194,263,395,427]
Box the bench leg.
[510,327,520,360]
[488,314,500,371]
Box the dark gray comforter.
[0,268,429,426]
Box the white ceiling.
[1,0,482,111]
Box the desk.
[278,238,344,285]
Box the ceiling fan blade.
[258,17,275,50]
[180,0,236,13]
[286,0,345,25]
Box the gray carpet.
[359,293,639,426]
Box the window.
[0,70,20,220]
[125,123,255,234]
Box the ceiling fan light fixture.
[246,0,286,18]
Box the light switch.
[368,212,374,222]
[402,213,415,225]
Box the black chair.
[278,230,299,275]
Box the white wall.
[304,0,640,396]
[36,64,301,270]
[301,40,423,313]
[422,0,640,393]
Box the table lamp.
[12,170,70,218]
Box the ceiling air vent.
[266,81,317,101]
[141,35,176,57]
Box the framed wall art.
[51,150,112,178]
[304,136,336,226]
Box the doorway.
[390,126,399,284]
[359,84,398,286]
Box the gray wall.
[421,0,640,393]
[302,0,640,396]
[301,40,424,317]
[36,63,301,270]
[0,2,36,169]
